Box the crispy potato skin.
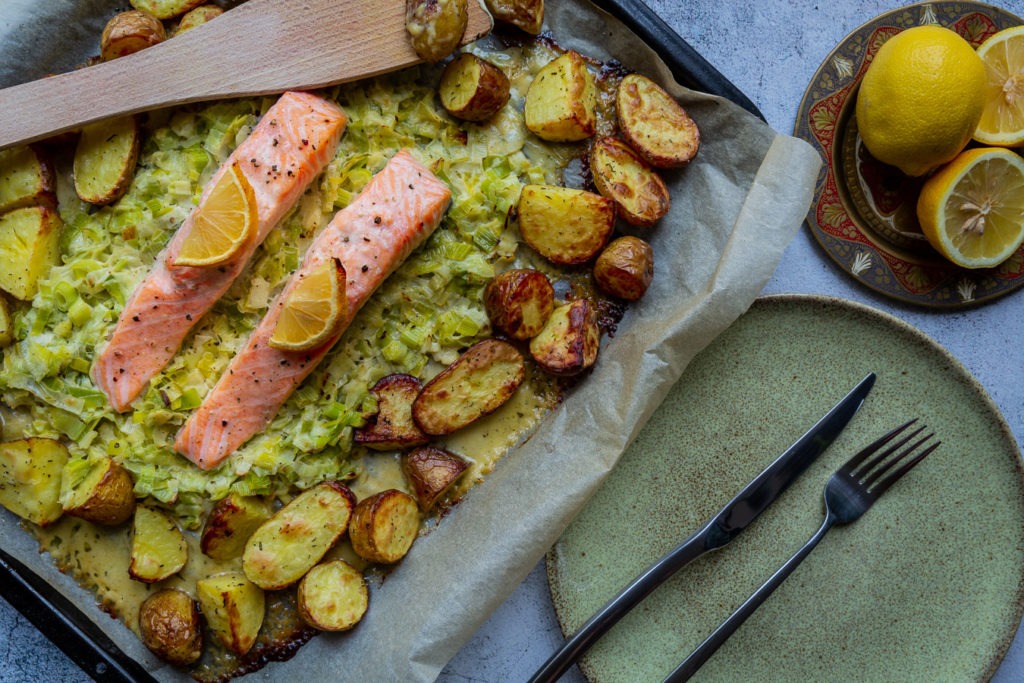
[590,137,670,227]
[0,206,62,301]
[406,0,468,63]
[0,144,57,214]
[439,53,511,122]
[100,10,166,61]
[484,0,544,34]
[412,338,526,435]
[138,589,203,667]
[524,51,596,142]
[529,299,600,376]
[402,446,469,510]
[349,489,420,564]
[0,437,68,526]
[196,572,265,656]
[298,559,368,631]
[354,374,430,451]
[484,268,554,340]
[130,504,188,583]
[73,115,140,206]
[594,236,654,301]
[518,184,614,265]
[200,494,273,561]
[62,457,136,526]
[617,73,699,168]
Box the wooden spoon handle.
[0,0,492,149]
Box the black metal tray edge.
[0,1,762,681]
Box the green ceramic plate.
[548,294,1024,681]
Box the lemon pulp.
[268,258,346,351]
[975,26,1024,146]
[173,162,257,267]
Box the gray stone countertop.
[3,1,1024,681]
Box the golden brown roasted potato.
[402,446,469,510]
[0,144,56,214]
[196,572,265,656]
[138,589,203,667]
[0,296,12,348]
[129,504,188,583]
[406,0,468,63]
[0,437,69,526]
[524,51,596,142]
[594,236,654,301]
[484,0,544,34]
[100,10,166,62]
[517,184,614,265]
[483,268,554,340]
[200,493,273,561]
[297,560,368,631]
[130,0,205,20]
[175,4,223,34]
[412,338,526,435]
[60,457,136,525]
[242,481,356,590]
[439,53,511,122]
[617,73,700,168]
[0,205,62,301]
[73,115,140,205]
[529,299,600,376]
[354,374,430,451]
[349,489,420,564]
[590,136,670,227]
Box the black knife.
[528,372,877,683]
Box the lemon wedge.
[917,147,1024,268]
[173,162,257,267]
[975,26,1024,146]
[269,258,347,351]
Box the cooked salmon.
[92,91,347,412]
[175,149,451,470]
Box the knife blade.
[528,372,877,683]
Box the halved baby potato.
[517,184,614,265]
[483,268,554,340]
[298,559,368,631]
[402,446,469,510]
[130,0,205,20]
[60,456,136,526]
[354,374,430,451]
[529,298,600,376]
[440,53,511,122]
[100,10,166,61]
[590,136,670,227]
[73,115,141,205]
[0,437,69,527]
[406,0,468,63]
[0,144,56,214]
[484,0,544,34]
[196,572,265,656]
[524,51,596,142]
[349,489,420,564]
[0,205,62,301]
[617,73,700,168]
[200,493,273,561]
[130,504,188,583]
[175,4,223,34]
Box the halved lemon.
[173,162,257,267]
[917,147,1024,268]
[975,26,1024,146]
[268,258,347,352]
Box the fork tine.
[857,427,928,483]
[839,418,918,474]
[870,439,940,497]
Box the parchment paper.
[0,0,822,680]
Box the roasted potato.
[524,51,596,142]
[484,0,544,34]
[100,10,166,62]
[439,53,511,122]
[0,437,69,527]
[130,0,205,20]
[196,572,265,656]
[412,338,526,435]
[60,456,136,525]
[354,374,430,451]
[517,184,614,265]
[590,136,670,227]
[483,268,554,340]
[73,115,140,205]
[138,589,203,667]
[617,73,700,168]
[130,504,188,583]
[402,446,469,510]
[200,493,273,561]
[0,205,62,301]
[0,144,56,214]
[406,0,468,63]
[242,481,356,590]
[297,560,368,631]
[349,489,420,564]
[529,298,600,376]
[0,295,12,347]
[594,236,654,301]
[175,4,223,34]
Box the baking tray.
[0,1,762,680]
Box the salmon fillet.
[175,149,451,469]
[91,91,347,412]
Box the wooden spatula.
[0,0,493,149]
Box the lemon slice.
[173,162,257,267]
[975,26,1024,146]
[917,147,1024,268]
[269,258,347,351]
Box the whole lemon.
[856,25,986,177]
